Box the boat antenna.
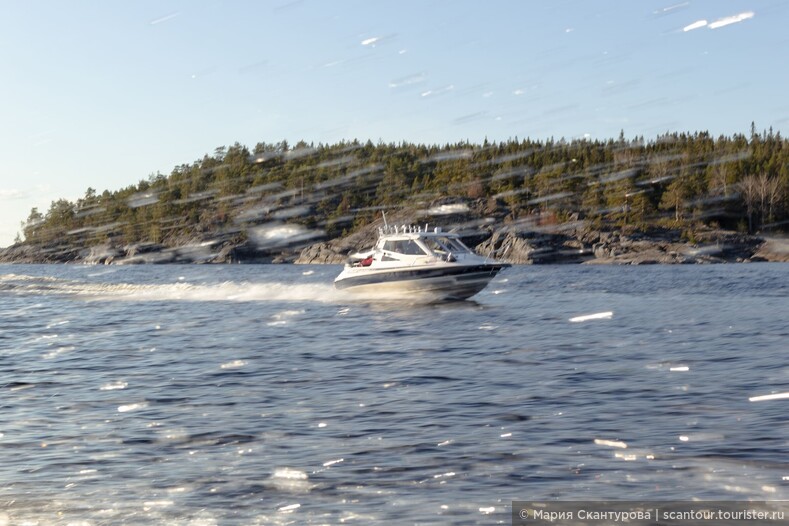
[382,210,389,229]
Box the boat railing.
[377,224,445,236]
[484,243,511,264]
[379,224,421,236]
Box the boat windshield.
[424,236,472,255]
[382,239,428,256]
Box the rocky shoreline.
[3,220,786,266]
[295,224,788,265]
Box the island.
[2,130,788,265]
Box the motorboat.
[334,224,509,301]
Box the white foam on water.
[569,311,614,323]
[100,381,128,391]
[118,402,149,413]
[267,467,312,493]
[220,360,247,369]
[594,438,628,449]
[749,392,789,402]
[277,503,301,513]
[73,279,347,304]
[3,272,476,306]
[4,272,349,303]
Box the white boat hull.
[334,263,508,301]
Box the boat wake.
[93,281,349,303]
[1,273,348,303]
[0,272,451,305]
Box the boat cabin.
[348,225,476,266]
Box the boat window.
[424,238,450,254]
[383,239,426,255]
[425,237,472,254]
[439,237,472,253]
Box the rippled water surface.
[1,263,788,525]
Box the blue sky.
[1,0,787,246]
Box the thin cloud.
[653,2,690,16]
[150,12,180,25]
[360,34,396,47]
[709,11,754,29]
[683,20,708,32]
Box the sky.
[1,0,788,247]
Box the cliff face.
[291,222,770,265]
[752,236,789,262]
[471,225,766,265]
[579,229,767,265]
[0,242,82,264]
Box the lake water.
[1,263,787,525]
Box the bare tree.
[740,174,785,232]
[766,176,784,226]
[740,175,760,233]
[709,163,731,196]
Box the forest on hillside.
[17,127,789,255]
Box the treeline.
[19,127,789,250]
